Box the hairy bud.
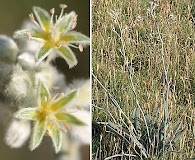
[0,35,18,64]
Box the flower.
[14,4,90,68]
[14,81,85,153]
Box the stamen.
[29,13,40,27]
[59,4,67,9]
[44,96,48,102]
[49,28,56,37]
[64,122,70,130]
[57,41,66,48]
[50,8,55,24]
[68,44,79,49]
[29,13,35,22]
[26,32,32,40]
[55,15,58,22]
[50,8,55,14]
[59,4,67,20]
[50,94,58,102]
[78,44,83,52]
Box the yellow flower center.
[42,27,63,48]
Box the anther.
[78,44,83,52]
[26,32,32,40]
[29,13,35,22]
[29,13,40,27]
[59,4,67,9]
[58,4,67,20]
[64,122,70,130]
[50,8,55,24]
[50,8,55,14]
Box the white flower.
[14,81,85,153]
[14,4,90,68]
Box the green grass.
[92,0,195,159]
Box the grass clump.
[92,0,195,159]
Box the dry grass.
[92,0,195,159]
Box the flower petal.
[61,31,90,45]
[30,120,46,151]
[13,29,44,40]
[55,11,76,33]
[37,81,50,107]
[14,108,37,120]
[47,123,62,153]
[36,43,51,64]
[33,6,51,31]
[51,90,77,111]
[57,46,77,68]
[55,113,85,126]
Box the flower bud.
[34,63,55,89]
[5,65,32,102]
[0,35,18,64]
[17,52,36,70]
[5,119,31,148]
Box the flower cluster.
[0,4,90,155]
[14,4,90,68]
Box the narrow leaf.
[36,43,51,64]
[55,113,85,125]
[14,108,37,120]
[57,46,78,68]
[108,121,120,131]
[173,122,182,135]
[55,11,75,33]
[33,6,51,31]
[134,107,141,137]
[172,128,185,143]
[61,31,90,45]
[131,134,148,158]
[30,120,46,151]
[51,90,77,111]
[106,122,131,145]
[48,124,62,153]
